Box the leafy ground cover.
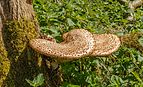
[33,0,143,86]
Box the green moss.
[4,18,39,61]
[0,41,10,86]
[0,18,39,86]
[0,18,41,86]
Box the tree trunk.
[0,0,61,87]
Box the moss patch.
[0,38,10,86]
[4,18,39,61]
[1,18,41,86]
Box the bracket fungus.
[29,29,121,62]
[91,34,121,56]
[29,29,95,61]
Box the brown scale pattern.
[29,29,121,62]
[29,29,95,61]
[91,34,120,56]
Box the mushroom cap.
[29,29,95,61]
[91,34,120,56]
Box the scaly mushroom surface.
[30,29,121,62]
[91,34,121,56]
[29,29,95,61]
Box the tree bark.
[0,0,61,86]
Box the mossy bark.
[0,0,61,87]
[0,18,10,87]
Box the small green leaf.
[110,75,124,86]
[26,79,35,86]
[26,73,45,87]
[138,37,143,46]
[67,18,75,26]
[132,72,142,82]
[138,55,143,62]
[33,73,45,86]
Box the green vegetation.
[33,0,143,86]
[26,73,45,87]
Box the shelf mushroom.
[29,29,95,62]
[29,29,121,62]
[91,34,121,56]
